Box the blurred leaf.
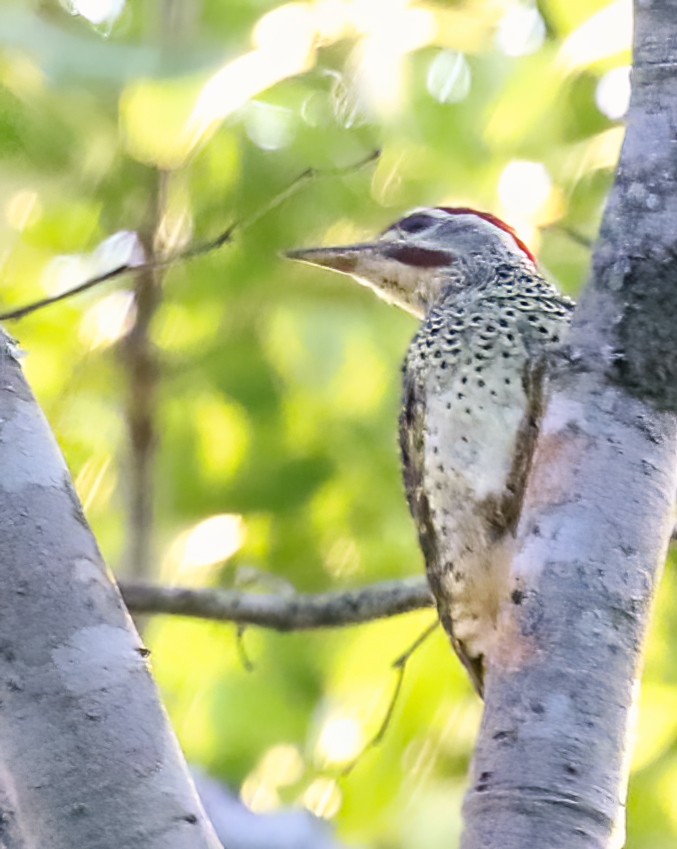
[1,1,672,847]
[120,74,210,167]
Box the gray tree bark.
[0,334,221,848]
[461,3,677,848]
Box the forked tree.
[0,1,674,847]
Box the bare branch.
[119,576,433,631]
[235,625,255,672]
[341,619,438,776]
[0,263,132,321]
[0,149,380,323]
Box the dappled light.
[63,0,126,27]
[165,514,246,581]
[74,453,116,512]
[79,290,136,349]
[185,6,317,155]
[5,189,41,232]
[315,713,366,766]
[426,51,472,105]
[596,65,632,120]
[241,771,282,813]
[495,4,546,57]
[303,777,342,819]
[1,0,675,847]
[558,0,631,70]
[497,159,557,249]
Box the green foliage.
[1,0,673,846]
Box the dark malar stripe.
[384,244,454,268]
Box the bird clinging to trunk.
[288,207,574,695]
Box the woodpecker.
[287,207,574,695]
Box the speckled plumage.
[400,253,572,692]
[288,208,574,695]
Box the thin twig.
[0,264,131,321]
[119,576,433,630]
[0,149,381,322]
[375,620,440,744]
[235,625,255,672]
[341,620,439,776]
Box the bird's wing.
[477,353,547,538]
[399,364,485,696]
[491,306,572,532]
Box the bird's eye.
[396,213,435,235]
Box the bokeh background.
[1,0,676,846]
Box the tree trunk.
[461,3,677,847]
[0,332,220,847]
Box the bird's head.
[286,207,537,318]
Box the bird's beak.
[285,244,376,274]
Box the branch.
[0,149,380,322]
[340,620,438,776]
[119,577,434,631]
[119,174,166,584]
